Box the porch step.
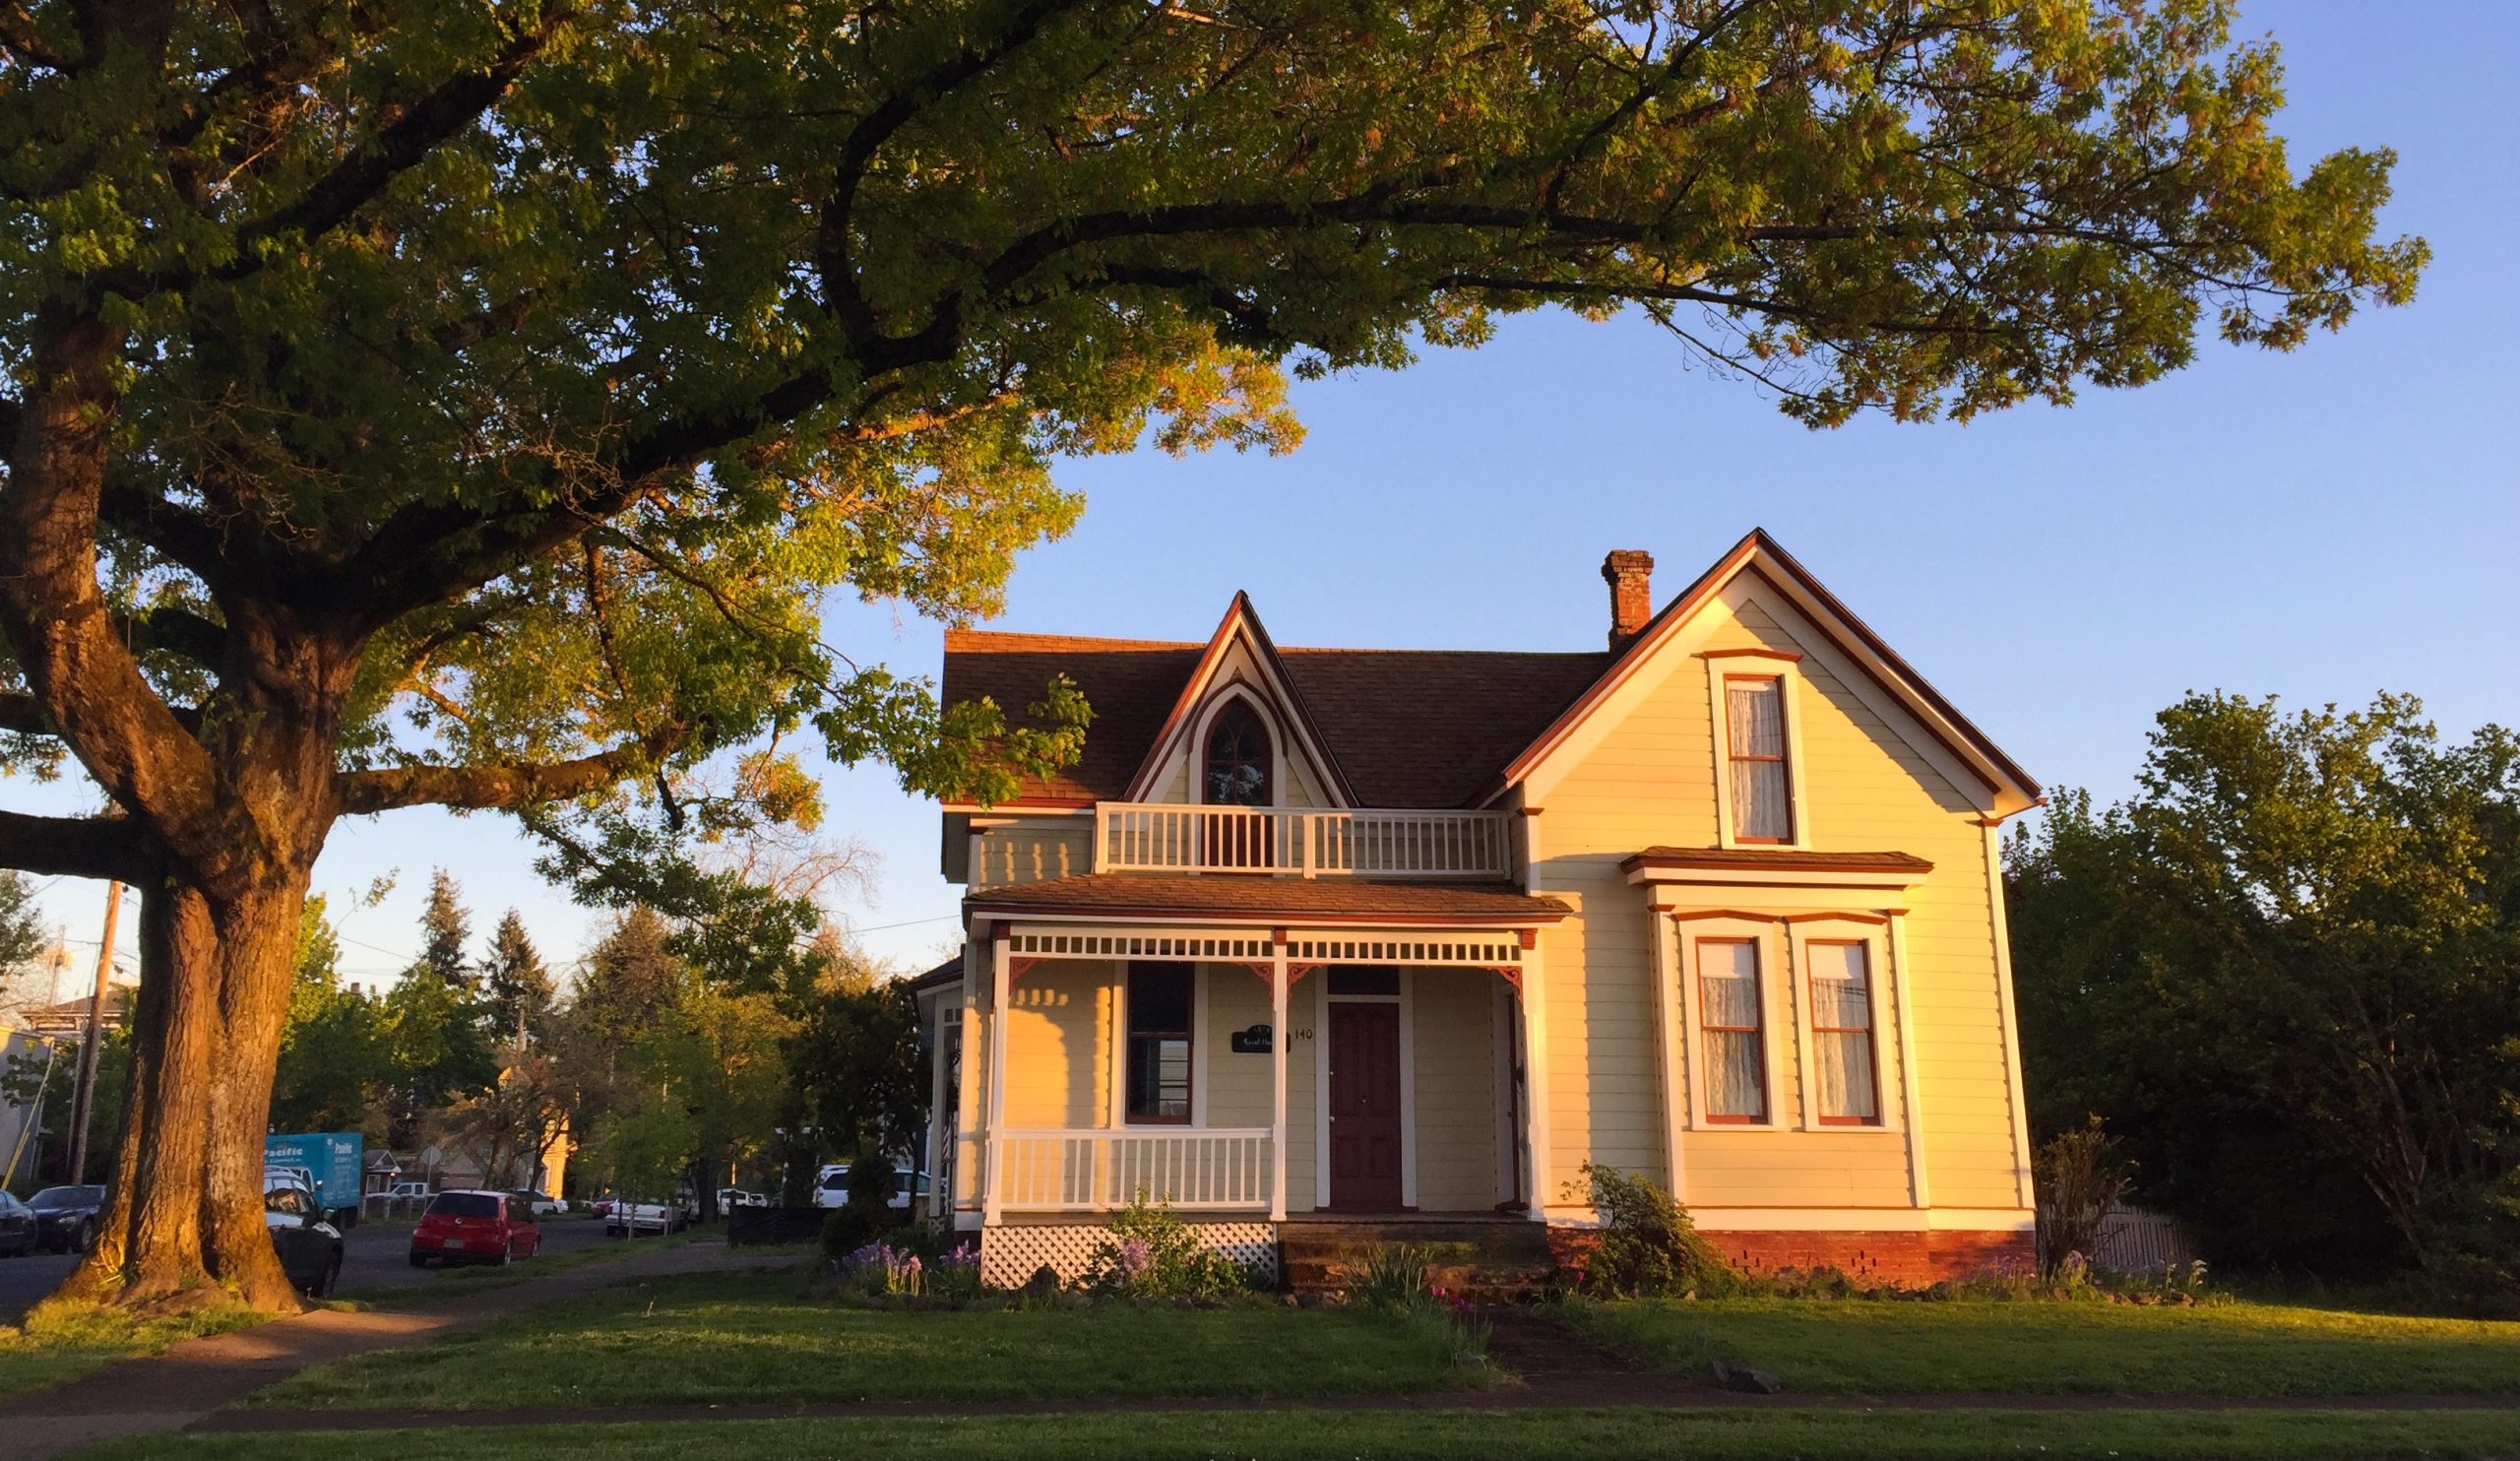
[1278,1218,1557,1298]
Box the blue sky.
[10,1,2513,996]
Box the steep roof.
[941,529,2039,816]
[941,630,1609,808]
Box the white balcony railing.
[990,1128,1274,1211]
[1094,802,1514,879]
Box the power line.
[839,912,960,935]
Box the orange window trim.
[1725,672,1795,845]
[1807,937,1882,1127]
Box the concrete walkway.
[0,1241,788,1460]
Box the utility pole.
[68,880,123,1183]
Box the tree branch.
[0,808,158,881]
[100,7,572,299]
[337,740,667,816]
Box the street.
[0,1214,639,1324]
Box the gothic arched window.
[1202,701,1274,806]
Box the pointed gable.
[1495,530,2042,817]
[1120,592,1355,807]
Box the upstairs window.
[1806,940,1880,1124]
[1203,701,1273,805]
[1124,963,1193,1123]
[1696,938,1769,1123]
[1725,675,1793,842]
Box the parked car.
[410,1189,541,1267]
[381,1180,432,1203]
[28,1183,106,1253]
[262,1183,345,1296]
[811,1164,929,1211]
[516,1191,569,1216]
[604,1196,686,1236]
[588,1194,613,1219]
[718,1188,767,1215]
[0,1190,35,1257]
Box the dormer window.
[1706,651,1809,848]
[1726,675,1793,842]
[1203,700,1273,806]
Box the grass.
[0,1298,267,1401]
[324,1229,701,1309]
[75,1407,2520,1461]
[1568,1295,2520,1395]
[252,1267,1476,1410]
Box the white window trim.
[1785,918,1902,1134]
[1675,917,1787,1131]
[1706,654,1813,851]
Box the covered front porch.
[947,878,1570,1282]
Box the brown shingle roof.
[942,629,1608,808]
[967,875,1572,923]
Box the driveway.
[0,1214,636,1324]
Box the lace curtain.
[1807,941,1878,1121]
[1728,679,1791,840]
[1697,940,1767,1120]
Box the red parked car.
[409,1189,541,1268]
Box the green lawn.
[0,1301,266,1402]
[251,1268,1476,1410]
[323,1229,702,1309]
[1569,1296,2520,1395]
[80,1407,2520,1461]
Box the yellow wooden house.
[918,531,2044,1287]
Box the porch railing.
[989,1128,1273,1211]
[1094,802,1514,879]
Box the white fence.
[1094,803,1514,879]
[989,1128,1274,1211]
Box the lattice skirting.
[980,1221,1279,1289]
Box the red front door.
[1327,1002,1405,1212]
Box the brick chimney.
[1602,549,1655,649]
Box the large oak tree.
[0,0,2424,1310]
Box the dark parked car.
[0,1190,36,1257]
[29,1183,106,1253]
[410,1189,541,1267]
[262,1183,345,1296]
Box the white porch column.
[1270,948,1290,1222]
[1646,903,1685,1202]
[925,985,951,1220]
[1518,943,1554,1216]
[1517,806,1556,1218]
[983,924,1011,1226]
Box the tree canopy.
[0,0,2426,1311]
[2008,693,2520,1302]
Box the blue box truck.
[266,1131,364,1227]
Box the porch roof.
[966,873,1572,925]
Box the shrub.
[1350,1243,1435,1312]
[1080,1194,1253,1300]
[2035,1116,2131,1280]
[818,1141,909,1259]
[1576,1162,1741,1298]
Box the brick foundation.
[1547,1225,2032,1288]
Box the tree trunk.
[60,884,221,1309]
[202,880,316,1311]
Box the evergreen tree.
[482,911,556,1045]
[412,869,474,991]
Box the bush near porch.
[245,1265,1481,1411]
[1565,1295,2520,1396]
